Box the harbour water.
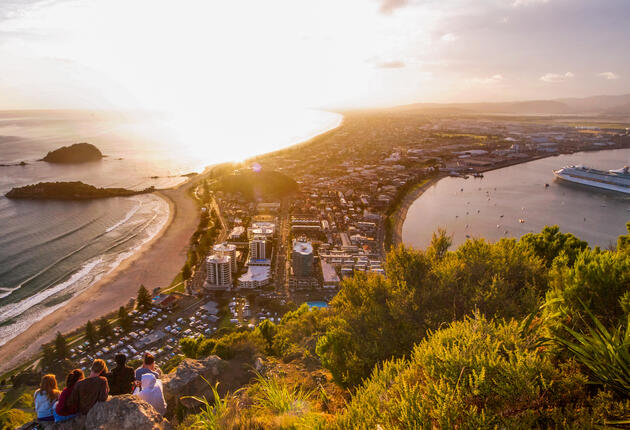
[402,148,630,250]
[0,108,341,345]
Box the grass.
[252,373,314,415]
[181,378,238,430]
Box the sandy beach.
[390,177,442,248]
[0,179,199,374]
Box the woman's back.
[34,390,56,418]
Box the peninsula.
[42,142,103,163]
[5,181,154,200]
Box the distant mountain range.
[393,93,630,115]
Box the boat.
[553,165,630,194]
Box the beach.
[0,179,199,374]
[390,177,441,248]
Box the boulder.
[162,356,224,415]
[85,395,173,430]
[17,416,85,430]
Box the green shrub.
[335,316,625,429]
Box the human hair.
[91,359,108,375]
[37,374,60,403]
[115,353,127,368]
[143,352,155,366]
[66,369,84,388]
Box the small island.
[42,142,103,164]
[5,181,154,200]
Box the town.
[7,111,630,384]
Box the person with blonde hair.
[34,374,60,422]
[68,359,109,415]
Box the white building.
[213,242,237,272]
[206,255,232,290]
[238,265,271,289]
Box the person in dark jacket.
[53,369,84,422]
[69,359,109,415]
[106,353,135,395]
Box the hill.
[214,169,298,200]
[392,93,630,115]
[42,142,103,163]
[5,181,153,200]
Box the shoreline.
[0,179,197,374]
[0,115,344,375]
[391,147,627,248]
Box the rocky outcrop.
[16,396,172,430]
[85,395,172,430]
[42,143,103,164]
[6,182,154,200]
[162,354,256,418]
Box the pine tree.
[118,306,132,332]
[98,317,113,339]
[137,284,152,311]
[54,331,68,360]
[42,344,56,369]
[85,320,97,346]
[182,263,192,280]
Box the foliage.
[255,320,277,355]
[118,306,132,332]
[335,316,627,429]
[551,301,630,397]
[180,379,238,430]
[180,331,265,360]
[136,284,152,311]
[519,225,589,267]
[54,331,68,360]
[272,304,329,360]
[543,247,630,333]
[98,316,113,339]
[85,320,97,346]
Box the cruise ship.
[553,165,630,194]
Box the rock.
[254,357,265,373]
[42,143,103,164]
[162,356,224,414]
[16,416,86,430]
[84,395,173,430]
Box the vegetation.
[85,319,97,345]
[136,284,152,311]
[118,306,132,332]
[5,181,154,200]
[176,224,630,428]
[213,169,298,201]
[42,142,103,163]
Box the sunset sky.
[0,0,628,111]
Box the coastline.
[390,176,442,248]
[0,179,198,374]
[0,115,344,375]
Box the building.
[206,255,232,290]
[238,265,271,289]
[213,242,237,272]
[292,240,314,278]
[228,226,246,241]
[249,236,268,261]
[321,260,340,289]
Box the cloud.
[375,60,406,69]
[441,33,458,42]
[598,71,619,80]
[471,74,504,84]
[379,0,409,14]
[512,0,550,7]
[540,71,574,83]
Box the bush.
[335,316,628,429]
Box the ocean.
[402,148,630,250]
[0,108,341,346]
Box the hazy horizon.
[1,0,629,114]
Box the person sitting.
[34,374,60,422]
[69,359,109,415]
[135,352,162,382]
[136,373,166,415]
[53,369,84,422]
[106,353,135,395]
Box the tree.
[98,317,113,339]
[54,331,68,360]
[85,320,97,346]
[41,344,56,369]
[118,306,132,332]
[137,284,152,311]
[182,263,192,280]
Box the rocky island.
[42,142,103,163]
[5,181,154,200]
